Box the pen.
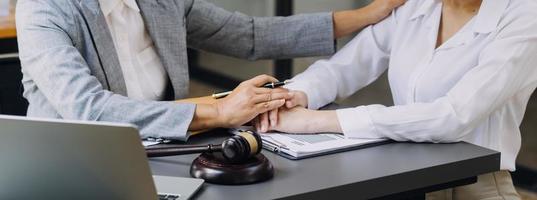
[212,80,293,99]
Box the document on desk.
[230,127,389,160]
[142,141,160,147]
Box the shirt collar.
[99,0,141,16]
[409,0,510,34]
[472,0,510,33]
[409,0,439,21]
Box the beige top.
[98,0,169,101]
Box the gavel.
[146,131,262,163]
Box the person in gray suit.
[15,0,404,141]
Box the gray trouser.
[427,171,521,200]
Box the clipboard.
[262,139,393,160]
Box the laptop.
[0,115,204,200]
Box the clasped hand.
[253,91,342,134]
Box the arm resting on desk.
[276,11,537,143]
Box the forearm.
[333,0,406,39]
[188,103,223,131]
[187,0,336,60]
[176,96,216,105]
[308,110,343,133]
[333,9,374,39]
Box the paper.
[142,138,171,147]
[231,126,386,159]
[142,140,161,147]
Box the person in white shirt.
[257,0,537,198]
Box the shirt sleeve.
[184,0,336,60]
[337,17,537,143]
[285,12,397,109]
[17,1,195,141]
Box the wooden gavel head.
[146,130,263,163]
[221,131,263,162]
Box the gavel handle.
[146,144,223,158]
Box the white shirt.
[287,0,537,171]
[99,0,169,101]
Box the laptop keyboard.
[158,194,181,200]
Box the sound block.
[190,152,274,185]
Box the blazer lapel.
[78,0,128,96]
[137,0,190,99]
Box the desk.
[149,130,500,200]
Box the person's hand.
[283,90,308,109]
[214,75,293,128]
[333,0,406,38]
[255,90,308,132]
[257,107,312,133]
[257,107,342,134]
[361,0,406,24]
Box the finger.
[248,74,279,87]
[260,112,269,132]
[269,108,278,128]
[288,91,307,108]
[255,99,286,114]
[256,117,263,133]
[251,92,292,104]
[286,99,296,108]
[254,87,289,94]
[254,117,261,132]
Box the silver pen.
[211,80,293,99]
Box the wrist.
[333,9,371,39]
[354,7,377,26]
[211,101,229,128]
[307,110,342,133]
[296,91,309,108]
[188,103,225,131]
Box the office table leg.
[0,38,17,54]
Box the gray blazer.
[16,0,336,140]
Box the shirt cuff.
[336,107,380,139]
[146,102,196,141]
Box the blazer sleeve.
[184,0,336,60]
[16,0,195,141]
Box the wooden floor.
[520,188,537,200]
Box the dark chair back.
[0,57,28,116]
